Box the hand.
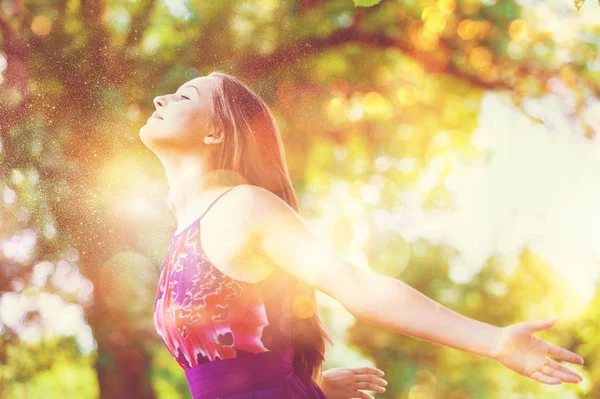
[320,366,387,399]
[487,316,585,385]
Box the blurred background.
[1,0,599,397]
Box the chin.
[139,123,179,144]
[140,120,161,132]
[138,123,159,141]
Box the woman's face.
[139,75,220,150]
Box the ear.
[204,116,223,143]
[214,127,224,142]
[204,129,224,144]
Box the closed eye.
[179,95,190,100]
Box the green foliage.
[0,336,98,399]
[1,0,598,397]
[150,346,192,399]
[353,0,384,7]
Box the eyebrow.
[178,85,200,98]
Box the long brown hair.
[206,71,333,381]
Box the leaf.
[353,0,384,7]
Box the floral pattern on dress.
[154,224,272,369]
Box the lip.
[150,111,163,120]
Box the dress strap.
[197,186,236,223]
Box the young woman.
[140,72,584,398]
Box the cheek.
[156,110,190,136]
[157,102,212,138]
[182,107,211,133]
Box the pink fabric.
[153,187,328,398]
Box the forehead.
[177,76,219,93]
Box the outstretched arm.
[238,185,584,386]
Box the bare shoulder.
[215,184,365,301]
[227,184,296,227]
[199,184,280,283]
[233,184,290,207]
[234,185,352,296]
[247,182,298,208]
[203,184,289,234]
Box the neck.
[160,154,243,219]
[160,154,218,218]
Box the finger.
[352,366,385,377]
[540,364,581,384]
[529,371,561,385]
[355,381,386,392]
[355,375,387,386]
[543,340,584,364]
[527,316,559,333]
[545,358,583,382]
[354,391,374,399]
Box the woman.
[140,72,584,398]
[142,72,387,399]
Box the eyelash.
[179,95,190,100]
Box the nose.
[153,95,167,109]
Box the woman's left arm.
[317,367,387,399]
[238,185,584,385]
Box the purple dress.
[153,187,329,399]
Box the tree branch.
[80,0,111,78]
[124,0,157,48]
[0,14,19,53]
[239,27,362,79]
[238,25,596,98]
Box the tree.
[0,0,597,397]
